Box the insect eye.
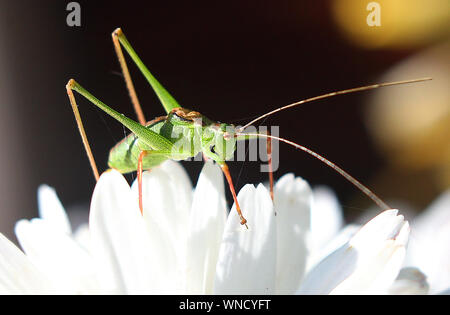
[173,112,192,122]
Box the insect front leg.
[235,131,274,201]
[219,162,248,228]
[203,146,248,228]
[266,130,274,201]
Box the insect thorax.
[107,107,237,172]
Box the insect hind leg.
[112,28,146,126]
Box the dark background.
[0,1,447,239]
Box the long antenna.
[236,132,391,210]
[238,77,432,131]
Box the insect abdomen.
[107,117,169,173]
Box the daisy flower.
[405,190,450,294]
[0,160,413,294]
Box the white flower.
[405,190,450,294]
[0,160,413,294]
[298,209,409,294]
[388,267,429,295]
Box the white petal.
[37,184,72,235]
[214,184,276,294]
[331,211,410,295]
[349,210,407,250]
[438,288,450,295]
[406,190,450,294]
[130,161,193,293]
[330,239,406,294]
[131,161,193,260]
[297,242,358,295]
[311,186,343,251]
[159,160,193,206]
[307,224,360,271]
[89,170,158,294]
[15,219,97,294]
[273,174,312,294]
[388,267,429,295]
[298,210,409,294]
[186,161,227,294]
[0,233,52,294]
[73,223,91,252]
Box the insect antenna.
[238,77,432,132]
[235,132,391,210]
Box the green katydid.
[66,28,431,227]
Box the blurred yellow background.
[332,0,450,49]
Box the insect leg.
[136,149,193,215]
[219,162,248,228]
[137,150,149,215]
[265,129,274,201]
[235,131,274,200]
[66,79,174,152]
[66,83,100,181]
[112,29,146,125]
[112,28,181,114]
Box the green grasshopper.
[66,28,431,227]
